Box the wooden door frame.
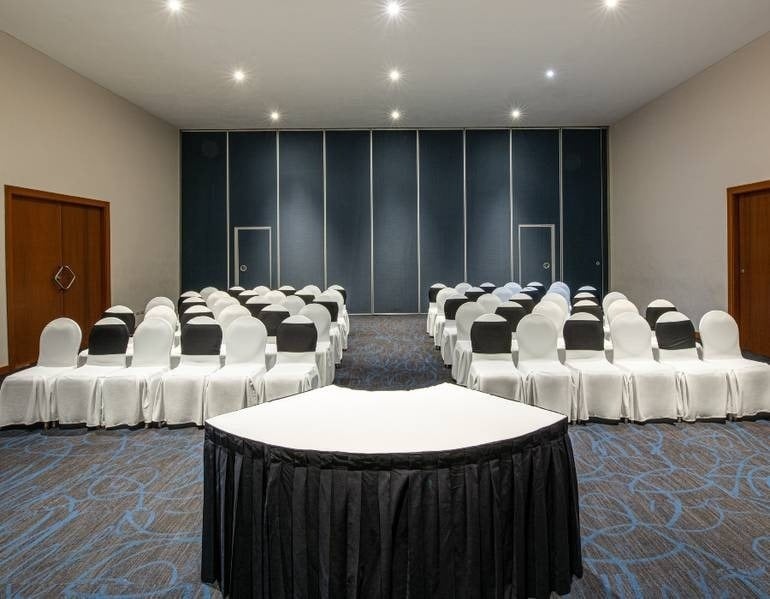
[5,185,111,370]
[726,179,770,322]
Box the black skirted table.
[202,383,582,598]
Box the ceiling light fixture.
[166,0,183,13]
[605,0,619,7]
[545,69,556,79]
[386,1,402,18]
[390,109,401,121]
[511,108,522,120]
[233,69,245,82]
[270,111,281,122]
[389,69,401,82]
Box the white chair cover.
[454,282,472,295]
[504,282,522,294]
[532,301,566,361]
[284,295,306,316]
[199,287,218,300]
[156,316,222,426]
[304,285,322,295]
[204,316,267,419]
[53,317,129,426]
[101,318,174,427]
[206,290,230,309]
[426,283,446,334]
[324,289,349,350]
[492,287,514,303]
[261,315,321,401]
[238,290,259,305]
[212,297,239,319]
[541,293,569,319]
[467,314,522,401]
[439,295,468,366]
[145,296,175,315]
[300,304,335,386]
[145,306,178,333]
[451,302,486,386]
[578,285,598,293]
[218,304,251,332]
[606,299,639,324]
[253,285,271,296]
[258,305,290,370]
[611,312,679,422]
[477,293,502,314]
[264,290,287,305]
[516,314,575,419]
[0,318,81,426]
[563,313,624,422]
[433,288,456,344]
[315,293,344,363]
[655,312,729,421]
[602,291,627,314]
[548,284,572,307]
[699,310,770,417]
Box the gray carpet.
[1,315,768,597]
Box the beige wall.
[0,32,179,368]
[610,31,770,327]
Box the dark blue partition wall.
[372,130,418,313]
[562,129,604,294]
[229,132,278,287]
[418,130,465,312]
[181,132,227,290]
[512,129,560,284]
[277,131,324,287]
[326,131,372,314]
[465,130,511,285]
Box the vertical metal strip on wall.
[322,130,328,289]
[369,131,374,314]
[558,129,564,281]
[462,129,468,282]
[276,131,281,287]
[509,129,514,283]
[225,131,231,288]
[416,130,421,312]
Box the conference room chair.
[467,314,523,401]
[278,285,296,296]
[426,283,446,334]
[258,304,290,370]
[433,287,456,345]
[465,286,485,301]
[519,287,541,303]
[182,295,208,313]
[699,310,770,418]
[100,317,174,428]
[610,312,679,422]
[510,292,536,314]
[228,286,245,298]
[477,293,502,314]
[304,284,323,295]
[0,318,81,427]
[260,315,321,402]
[516,313,575,420]
[655,311,729,421]
[205,290,230,309]
[103,305,136,336]
[283,295,306,316]
[262,290,286,305]
[177,292,200,313]
[451,301,485,386]
[495,301,528,357]
[212,297,240,320]
[578,285,598,293]
[602,291,627,314]
[245,296,272,318]
[156,316,222,426]
[572,292,599,305]
[455,282,472,295]
[571,300,603,320]
[563,313,624,422]
[606,299,639,325]
[253,285,271,296]
[180,304,214,327]
[479,282,497,294]
[146,296,176,315]
[237,289,258,305]
[324,289,349,349]
[296,291,316,305]
[492,287,514,303]
[504,282,522,294]
[145,304,180,346]
[314,293,343,363]
[199,287,218,301]
[204,316,268,419]
[326,285,350,330]
[299,303,335,386]
[532,301,567,361]
[645,299,677,330]
[53,317,130,426]
[440,295,469,366]
[328,284,347,303]
[525,282,546,300]
[218,304,251,334]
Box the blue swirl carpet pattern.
[0,315,768,597]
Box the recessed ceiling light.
[386,1,402,18]
[545,69,556,79]
[605,0,619,7]
[233,69,245,82]
[389,69,401,82]
[511,108,522,120]
[270,111,280,122]
[390,109,401,120]
[166,0,182,13]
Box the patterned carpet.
[1,315,768,597]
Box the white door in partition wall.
[234,227,272,288]
[518,224,555,285]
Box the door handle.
[53,265,76,291]
[543,262,551,270]
[240,264,248,272]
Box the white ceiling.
[1,0,769,129]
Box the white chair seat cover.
[467,354,523,401]
[315,341,335,387]
[265,343,277,370]
[0,366,74,426]
[261,359,320,402]
[706,358,770,417]
[517,360,575,419]
[440,323,458,366]
[330,324,343,364]
[613,359,679,422]
[78,346,135,367]
[204,364,267,419]
[157,359,220,426]
[54,363,126,426]
[426,304,438,335]
[661,360,730,421]
[101,366,167,427]
[433,315,446,347]
[565,360,625,421]
[451,340,473,386]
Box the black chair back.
[180,319,222,355]
[470,319,511,354]
[563,318,604,351]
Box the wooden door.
[736,189,770,355]
[5,186,110,370]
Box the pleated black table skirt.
[201,419,582,598]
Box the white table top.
[207,383,564,454]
